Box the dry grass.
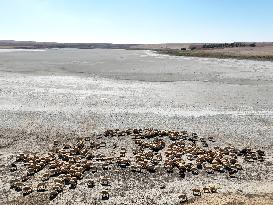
[158,46,273,61]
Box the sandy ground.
[0,49,273,204]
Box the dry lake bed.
[0,49,273,205]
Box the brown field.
[156,44,273,61]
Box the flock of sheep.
[9,128,266,203]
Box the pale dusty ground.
[0,49,273,204]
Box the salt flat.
[0,49,273,204]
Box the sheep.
[84,137,91,142]
[101,191,110,200]
[63,174,72,185]
[117,158,131,168]
[100,177,110,186]
[191,167,199,175]
[14,182,24,191]
[73,171,83,179]
[257,149,265,156]
[205,165,214,174]
[100,142,106,148]
[63,144,71,149]
[200,137,206,142]
[37,182,47,192]
[208,136,215,142]
[10,163,17,172]
[258,155,265,162]
[187,154,194,161]
[203,187,211,193]
[69,178,77,189]
[10,179,21,190]
[16,153,26,162]
[52,183,63,193]
[54,178,64,185]
[22,186,32,196]
[202,142,209,147]
[131,164,142,173]
[42,172,50,181]
[53,140,59,146]
[49,190,58,200]
[178,194,188,203]
[87,180,95,188]
[27,168,35,176]
[21,175,30,182]
[147,163,156,173]
[210,185,217,193]
[192,188,201,196]
[120,147,127,154]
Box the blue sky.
[0,0,272,43]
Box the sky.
[0,0,273,43]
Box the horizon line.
[1,39,272,45]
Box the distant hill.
[0,40,272,50]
